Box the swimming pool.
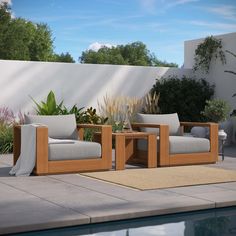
[10,207,236,236]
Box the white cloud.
[0,0,12,5]
[88,42,115,51]
[206,5,236,21]
[189,20,236,31]
[139,0,199,14]
[166,0,199,9]
[140,0,157,13]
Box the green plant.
[202,99,230,123]
[152,76,215,121]
[80,107,107,124]
[31,90,63,115]
[31,90,88,122]
[0,124,13,153]
[78,107,108,140]
[0,107,24,154]
[194,36,226,73]
[0,106,15,125]
[142,91,160,114]
[224,50,236,116]
[60,104,85,123]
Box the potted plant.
[202,99,230,123]
[202,99,232,145]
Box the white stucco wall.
[184,32,236,110]
[0,60,192,113]
[184,32,236,143]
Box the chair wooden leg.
[147,134,157,168]
[159,125,170,166]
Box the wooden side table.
[113,132,157,170]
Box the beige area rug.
[81,166,236,190]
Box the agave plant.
[31,90,63,115]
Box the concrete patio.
[0,146,236,235]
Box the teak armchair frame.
[132,122,218,167]
[13,124,112,175]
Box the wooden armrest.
[180,122,216,127]
[131,123,168,128]
[77,124,112,141]
[77,124,111,129]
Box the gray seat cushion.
[138,136,210,154]
[49,140,101,161]
[25,114,78,140]
[136,113,181,135]
[169,136,210,154]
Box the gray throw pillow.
[24,114,78,140]
[136,113,181,135]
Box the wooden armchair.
[132,113,218,167]
[13,115,112,175]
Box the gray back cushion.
[24,114,78,139]
[136,113,181,135]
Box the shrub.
[0,107,15,125]
[0,107,23,154]
[0,124,13,153]
[202,99,230,123]
[152,76,215,121]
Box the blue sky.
[6,0,236,66]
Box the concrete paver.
[0,181,89,235]
[0,147,236,234]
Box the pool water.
[11,207,236,236]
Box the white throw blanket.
[9,124,42,177]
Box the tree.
[80,46,126,65]
[119,42,151,66]
[0,18,36,60]
[150,54,178,67]
[80,41,178,67]
[0,2,74,63]
[53,52,75,63]
[29,23,54,61]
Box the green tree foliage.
[53,52,75,63]
[152,76,215,121]
[80,41,178,67]
[0,3,74,62]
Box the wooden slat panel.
[115,135,126,170]
[13,125,21,165]
[35,127,48,175]
[147,133,157,168]
[101,125,112,169]
[170,153,215,165]
[48,158,108,174]
[159,125,170,166]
